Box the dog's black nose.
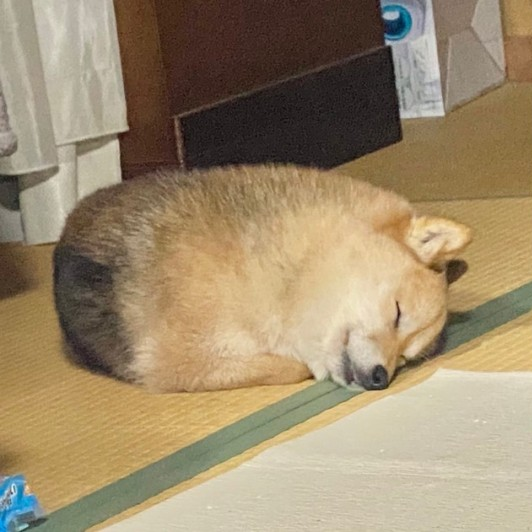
[366,365,388,390]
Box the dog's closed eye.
[394,301,401,329]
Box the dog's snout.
[341,353,390,390]
[357,364,389,390]
[354,364,389,390]
[369,365,388,389]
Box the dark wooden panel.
[175,47,402,170]
[154,0,386,114]
[114,0,178,167]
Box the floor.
[0,82,530,531]
[340,83,532,201]
[104,370,532,531]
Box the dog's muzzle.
[341,352,389,390]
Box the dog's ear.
[406,216,472,268]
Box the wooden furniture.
[114,0,402,176]
[500,0,532,81]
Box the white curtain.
[0,0,128,244]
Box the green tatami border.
[39,281,532,531]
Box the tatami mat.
[102,369,532,532]
[1,84,531,530]
[0,245,311,510]
[340,83,532,201]
[94,308,532,531]
[0,193,529,531]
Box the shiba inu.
[53,164,472,392]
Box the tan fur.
[56,164,472,392]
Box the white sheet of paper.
[106,370,532,532]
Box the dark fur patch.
[446,259,468,285]
[53,245,132,380]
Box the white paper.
[106,370,532,532]
[382,0,445,118]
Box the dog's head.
[332,216,472,390]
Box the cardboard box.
[381,0,506,117]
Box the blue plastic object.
[382,4,413,41]
[0,475,46,532]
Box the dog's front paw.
[306,361,331,383]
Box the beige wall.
[501,0,532,80]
